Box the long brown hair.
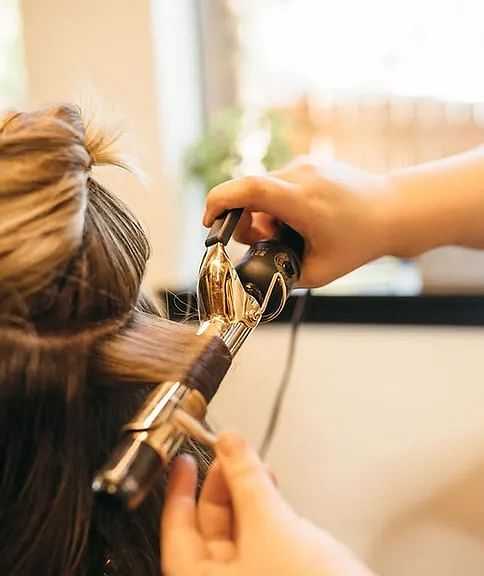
[0,104,208,575]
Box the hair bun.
[84,125,129,170]
[0,105,124,305]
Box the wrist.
[376,169,461,258]
[366,174,412,259]
[375,173,419,258]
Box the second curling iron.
[92,209,304,509]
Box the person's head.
[0,104,208,575]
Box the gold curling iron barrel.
[92,338,231,510]
[92,209,304,509]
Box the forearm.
[382,146,484,257]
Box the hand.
[203,159,393,288]
[161,432,375,576]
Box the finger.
[161,455,207,573]
[203,175,297,228]
[232,209,255,245]
[233,211,279,245]
[198,461,234,541]
[215,432,287,528]
[198,459,278,536]
[206,540,237,563]
[297,253,343,288]
[249,212,279,241]
[265,463,278,488]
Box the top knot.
[84,124,131,171]
[0,104,134,310]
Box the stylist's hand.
[162,432,375,576]
[203,159,393,288]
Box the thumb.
[215,432,287,527]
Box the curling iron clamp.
[92,209,304,509]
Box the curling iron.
[92,209,304,509]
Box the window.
[198,0,484,295]
[0,0,25,109]
[233,0,484,106]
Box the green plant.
[262,109,293,171]
[185,108,292,192]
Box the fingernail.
[216,432,245,457]
[177,453,195,464]
[173,453,195,470]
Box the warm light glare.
[0,0,24,108]
[235,0,484,106]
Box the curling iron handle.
[278,224,305,265]
[204,210,305,267]
[205,209,243,247]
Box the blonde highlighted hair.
[0,104,208,575]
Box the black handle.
[205,210,305,318]
[205,209,243,247]
[205,210,304,261]
[278,224,305,265]
[235,223,305,318]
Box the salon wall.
[210,324,484,575]
[20,0,204,290]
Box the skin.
[203,147,484,287]
[169,147,484,574]
[162,433,375,576]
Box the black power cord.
[259,290,309,458]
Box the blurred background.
[4,1,484,574]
